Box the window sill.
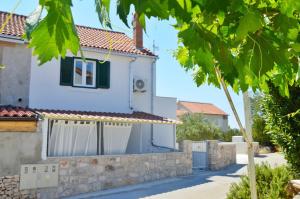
[65,86,105,93]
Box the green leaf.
[25,5,43,40]
[117,0,133,27]
[95,0,112,29]
[29,0,80,64]
[291,43,300,53]
[279,0,300,18]
[236,11,263,41]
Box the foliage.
[250,93,274,147]
[25,0,300,96]
[262,83,300,173]
[177,113,241,142]
[176,113,222,141]
[227,163,294,199]
[26,0,80,65]
[220,128,241,142]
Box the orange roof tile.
[177,101,228,116]
[0,105,38,120]
[0,11,155,57]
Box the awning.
[35,109,180,125]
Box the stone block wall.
[235,142,259,155]
[207,140,236,170]
[0,175,36,199]
[0,140,190,199]
[36,140,192,198]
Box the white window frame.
[73,59,96,88]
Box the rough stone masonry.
[0,140,192,199]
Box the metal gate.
[192,141,208,169]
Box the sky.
[1,0,245,128]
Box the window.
[73,59,96,87]
[60,57,110,89]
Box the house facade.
[0,11,191,198]
[177,100,229,131]
[0,11,177,154]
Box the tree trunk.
[215,68,257,199]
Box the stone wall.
[207,140,236,170]
[37,140,192,198]
[0,175,36,198]
[235,142,259,155]
[0,140,192,199]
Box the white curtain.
[103,122,132,155]
[48,120,97,157]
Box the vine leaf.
[28,0,80,65]
[236,11,263,41]
[24,5,43,40]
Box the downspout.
[129,57,137,110]
[150,58,174,151]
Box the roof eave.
[39,113,180,125]
[81,46,158,59]
[0,34,26,44]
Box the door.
[192,141,208,169]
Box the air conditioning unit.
[133,78,147,92]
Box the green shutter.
[96,61,110,89]
[60,57,74,86]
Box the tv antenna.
[152,40,159,54]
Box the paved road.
[69,153,286,199]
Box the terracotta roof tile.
[0,105,38,120]
[177,101,228,116]
[0,11,155,57]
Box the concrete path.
[68,153,286,199]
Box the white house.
[0,11,178,157]
[177,100,229,131]
[0,11,194,198]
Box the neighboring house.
[177,100,229,131]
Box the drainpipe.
[129,57,137,110]
[149,58,174,151]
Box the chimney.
[133,13,143,49]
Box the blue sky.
[2,0,245,128]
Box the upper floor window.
[73,59,96,88]
[60,57,110,89]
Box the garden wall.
[0,140,192,199]
[207,140,236,170]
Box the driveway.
[68,153,286,199]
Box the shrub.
[251,93,274,147]
[227,163,294,199]
[252,116,274,147]
[220,128,241,142]
[176,113,222,141]
[262,84,300,173]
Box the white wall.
[29,48,176,153]
[29,50,154,114]
[153,96,177,148]
[203,114,228,131]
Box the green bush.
[177,113,242,142]
[227,163,294,199]
[251,93,274,147]
[252,116,274,147]
[220,128,241,142]
[176,113,222,141]
[262,84,300,173]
